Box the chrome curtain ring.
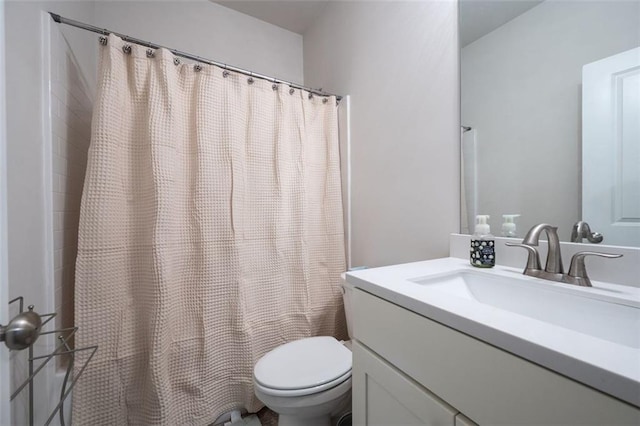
[122,45,132,54]
[173,57,181,66]
[98,36,107,46]
[146,49,155,58]
[194,64,202,72]
[223,70,230,78]
[289,88,295,95]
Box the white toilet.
[253,277,354,426]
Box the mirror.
[459,0,640,247]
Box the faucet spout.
[522,223,564,274]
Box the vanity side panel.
[353,289,640,425]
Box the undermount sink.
[410,270,640,349]
[347,257,640,406]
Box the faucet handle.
[505,243,542,274]
[567,251,623,287]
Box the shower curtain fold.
[73,34,346,425]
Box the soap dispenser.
[501,214,521,237]
[470,215,495,268]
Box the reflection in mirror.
[459,0,640,247]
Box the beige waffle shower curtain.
[73,34,346,425]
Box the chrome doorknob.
[0,305,42,350]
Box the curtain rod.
[49,12,342,101]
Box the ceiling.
[214,0,545,43]
[214,1,329,35]
[459,0,544,47]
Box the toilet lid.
[254,336,352,390]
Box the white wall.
[461,0,640,240]
[5,0,96,342]
[51,24,94,347]
[304,1,460,268]
[93,0,303,84]
[5,3,96,421]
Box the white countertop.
[346,257,640,407]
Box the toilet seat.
[254,370,351,397]
[253,336,352,397]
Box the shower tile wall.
[50,26,93,341]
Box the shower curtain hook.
[193,56,204,72]
[248,72,254,85]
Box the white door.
[0,0,12,424]
[583,47,640,247]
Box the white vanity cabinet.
[351,288,640,425]
[352,340,462,425]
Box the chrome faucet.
[570,221,603,243]
[506,223,622,287]
[508,223,564,276]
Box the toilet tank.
[341,273,354,339]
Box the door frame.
[0,0,11,424]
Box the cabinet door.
[352,341,457,426]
